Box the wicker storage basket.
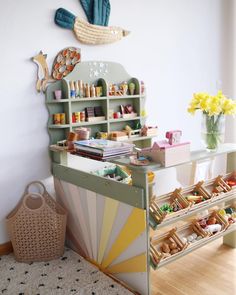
[6,181,67,262]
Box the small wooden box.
[141,141,190,167]
[86,116,106,122]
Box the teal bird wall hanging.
[55,0,130,45]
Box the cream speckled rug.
[0,248,132,295]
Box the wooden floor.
[151,238,236,295]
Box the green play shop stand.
[47,62,236,295]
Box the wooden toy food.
[225,171,236,187]
[186,194,204,203]
[150,188,191,225]
[194,211,229,237]
[170,249,179,255]
[207,217,217,225]
[169,241,177,250]
[128,82,136,95]
[160,239,180,256]
[182,182,211,206]
[150,228,188,267]
[205,224,222,234]
[161,242,170,253]
[230,212,236,219]
[226,179,236,186]
[219,207,236,224]
[218,209,227,217]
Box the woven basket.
[6,181,67,262]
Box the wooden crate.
[150,227,191,268]
[150,189,191,225]
[192,211,229,239]
[223,171,236,189]
[181,181,212,212]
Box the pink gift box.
[140,141,191,167]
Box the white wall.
[0,0,233,243]
[225,0,236,143]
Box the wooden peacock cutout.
[54,0,130,45]
[32,47,81,92]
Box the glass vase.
[201,113,225,151]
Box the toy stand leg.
[223,231,236,248]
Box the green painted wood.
[48,124,70,128]
[71,121,107,127]
[52,163,145,209]
[108,94,141,100]
[226,151,236,173]
[45,80,71,144]
[223,231,236,248]
[46,61,149,146]
[51,150,68,166]
[223,151,236,248]
[109,117,142,123]
[131,169,150,295]
[112,143,236,172]
[46,99,70,103]
[71,97,107,101]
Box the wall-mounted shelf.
[46,99,70,104]
[45,62,152,147]
[71,121,108,127]
[108,94,141,100]
[109,117,141,123]
[48,124,70,129]
[70,97,107,102]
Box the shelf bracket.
[223,151,236,248]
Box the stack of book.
[75,139,134,160]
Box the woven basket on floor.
[6,181,67,262]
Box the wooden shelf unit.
[112,143,236,294]
[45,61,152,147]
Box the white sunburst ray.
[63,181,92,258]
[54,178,89,257]
[95,193,106,263]
[70,185,94,259]
[84,189,97,261]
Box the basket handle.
[22,193,45,211]
[24,181,47,195]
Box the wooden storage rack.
[45,61,155,147]
[111,143,236,294]
[49,143,236,295]
[149,174,234,230]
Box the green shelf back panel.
[46,61,151,147]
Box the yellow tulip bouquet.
[188,91,236,150]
